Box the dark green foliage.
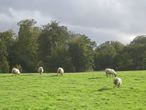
[0,30,14,72]
[38,21,72,72]
[0,56,9,73]
[1,19,146,72]
[48,45,74,72]
[12,19,40,72]
[69,34,96,71]
[116,35,146,70]
[94,41,124,70]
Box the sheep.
[12,67,20,75]
[57,67,64,76]
[113,77,122,87]
[38,67,44,74]
[105,68,117,77]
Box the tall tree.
[13,19,40,72]
[94,41,124,70]
[69,34,96,72]
[117,35,146,70]
[38,21,72,72]
[0,30,15,72]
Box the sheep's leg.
[106,73,108,77]
[114,74,117,77]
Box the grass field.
[0,71,146,110]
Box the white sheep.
[105,68,117,77]
[38,67,44,74]
[12,67,20,75]
[113,77,122,87]
[57,67,64,76]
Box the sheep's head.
[114,73,117,77]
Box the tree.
[129,35,146,70]
[0,30,15,72]
[69,34,96,72]
[12,19,40,72]
[116,35,146,70]
[94,41,124,70]
[48,44,74,72]
[142,51,146,69]
[38,21,72,72]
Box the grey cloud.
[0,0,146,44]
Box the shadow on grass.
[50,74,58,77]
[21,74,60,78]
[0,73,60,78]
[0,74,14,78]
[97,87,112,92]
[20,74,38,76]
[88,77,102,80]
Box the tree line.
[0,19,146,73]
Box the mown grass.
[0,71,146,110]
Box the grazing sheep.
[12,67,20,75]
[113,77,122,87]
[57,67,64,76]
[105,68,117,77]
[38,67,44,74]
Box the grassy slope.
[0,71,146,110]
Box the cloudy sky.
[0,0,146,45]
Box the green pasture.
[0,71,146,110]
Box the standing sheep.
[38,67,44,74]
[113,77,122,87]
[105,68,117,77]
[12,67,20,75]
[57,67,64,76]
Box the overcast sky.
[0,0,146,45]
